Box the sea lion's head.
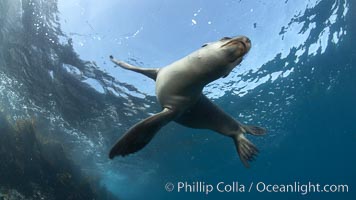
[219,36,251,62]
[201,35,251,63]
[200,36,251,78]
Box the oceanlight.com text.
[164,181,349,195]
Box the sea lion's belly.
[155,64,203,111]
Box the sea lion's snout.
[239,36,251,53]
[221,36,251,54]
[220,36,251,63]
[231,36,251,54]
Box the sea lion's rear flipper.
[233,134,259,168]
[110,55,159,80]
[109,108,177,159]
[243,125,266,136]
[232,124,266,168]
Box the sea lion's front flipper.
[109,55,159,80]
[109,108,177,159]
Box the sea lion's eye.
[201,43,208,47]
[220,37,232,41]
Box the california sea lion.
[109,36,266,167]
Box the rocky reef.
[0,113,117,200]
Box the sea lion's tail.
[233,125,266,168]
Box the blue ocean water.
[0,0,355,199]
